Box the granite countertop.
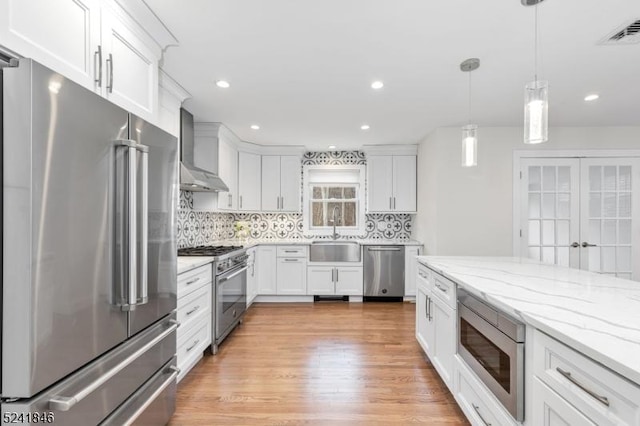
[177,256,215,274]
[417,256,640,386]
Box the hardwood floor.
[169,302,469,425]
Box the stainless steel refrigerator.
[1,58,179,425]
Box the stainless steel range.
[178,246,248,354]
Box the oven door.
[216,264,247,341]
[458,303,524,421]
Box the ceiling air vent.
[600,19,640,45]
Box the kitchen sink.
[309,241,361,262]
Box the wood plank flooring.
[169,302,469,425]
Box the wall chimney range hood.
[180,108,229,192]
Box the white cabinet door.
[261,156,281,211]
[256,246,277,294]
[307,267,334,295]
[393,155,417,212]
[238,152,261,211]
[416,284,431,355]
[217,136,238,211]
[335,267,363,295]
[432,298,456,387]
[404,246,421,296]
[101,9,158,121]
[280,156,301,212]
[277,258,306,295]
[532,377,597,426]
[367,156,393,212]
[0,0,101,92]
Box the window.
[303,165,366,236]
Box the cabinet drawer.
[533,330,640,426]
[177,263,212,298]
[177,315,210,368]
[532,376,597,426]
[177,284,211,336]
[431,270,456,309]
[454,356,516,426]
[277,246,307,258]
[417,262,432,291]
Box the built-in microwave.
[457,288,525,422]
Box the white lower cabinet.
[277,257,307,295]
[307,266,363,296]
[532,376,596,426]
[416,263,455,390]
[404,245,421,296]
[256,245,277,294]
[176,263,212,382]
[246,247,258,307]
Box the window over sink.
[303,165,366,236]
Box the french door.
[519,157,640,280]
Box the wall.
[415,126,640,256]
[178,150,414,248]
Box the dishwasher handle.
[366,247,402,251]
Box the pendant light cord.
[468,71,472,125]
[534,4,538,82]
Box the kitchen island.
[417,256,640,426]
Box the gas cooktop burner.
[178,245,243,257]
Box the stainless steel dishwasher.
[363,245,405,301]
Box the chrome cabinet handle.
[429,297,433,321]
[435,282,447,293]
[185,277,200,286]
[425,295,429,320]
[393,197,396,210]
[186,339,200,352]
[49,320,178,411]
[284,250,299,253]
[389,197,392,210]
[581,242,597,248]
[571,242,580,248]
[186,305,200,316]
[94,45,102,86]
[472,404,492,426]
[106,53,113,93]
[239,195,243,209]
[283,258,299,262]
[280,196,284,210]
[556,367,610,407]
[336,268,339,282]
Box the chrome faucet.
[331,205,340,240]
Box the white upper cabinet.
[0,0,174,123]
[217,133,239,211]
[0,0,101,89]
[367,155,417,213]
[100,7,159,120]
[238,152,261,211]
[261,155,301,212]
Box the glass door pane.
[521,159,580,268]
[580,158,640,280]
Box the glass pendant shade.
[524,80,549,144]
[461,124,478,167]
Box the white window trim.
[302,165,366,236]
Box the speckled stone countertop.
[417,256,640,385]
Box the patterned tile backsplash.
[177,150,414,248]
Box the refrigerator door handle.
[126,144,138,310]
[48,320,178,412]
[138,147,149,305]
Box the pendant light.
[460,58,480,167]
[523,0,548,144]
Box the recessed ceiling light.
[584,94,599,102]
[361,124,370,130]
[251,124,260,130]
[216,80,230,88]
[328,145,337,150]
[371,81,384,90]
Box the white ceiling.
[145,0,640,149]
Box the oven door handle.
[218,266,248,283]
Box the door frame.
[512,149,640,257]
